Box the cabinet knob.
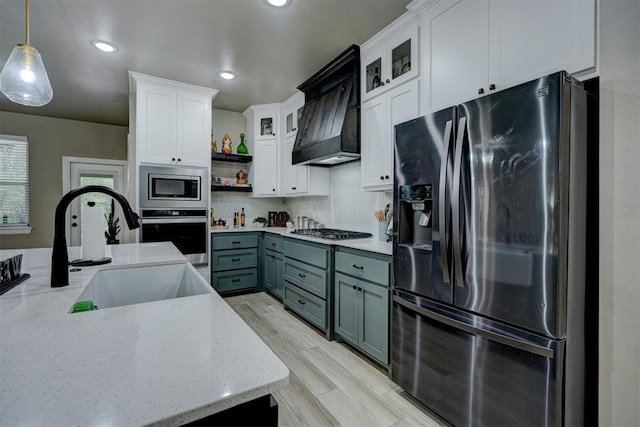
[352,285,357,290]
[298,299,306,305]
[292,128,297,131]
[386,79,390,84]
[380,81,385,86]
[71,222,78,227]
[489,84,496,91]
[177,158,182,162]
[478,88,485,95]
[385,175,390,180]
[357,287,362,291]
[172,157,176,161]
[72,215,77,219]
[272,188,276,192]
[380,176,384,180]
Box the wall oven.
[139,166,207,209]
[139,209,208,265]
[138,166,209,266]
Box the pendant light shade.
[0,44,53,106]
[0,0,53,107]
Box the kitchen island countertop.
[211,226,393,256]
[0,242,289,426]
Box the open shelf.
[211,185,253,193]
[211,152,253,163]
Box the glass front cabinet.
[254,110,278,142]
[362,24,419,101]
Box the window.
[0,135,31,234]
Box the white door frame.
[62,156,129,245]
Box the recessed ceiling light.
[217,70,237,80]
[91,40,118,53]
[265,0,290,7]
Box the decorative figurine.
[211,130,218,152]
[221,133,233,154]
[236,169,247,185]
[237,133,248,154]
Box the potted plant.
[105,199,121,244]
[253,217,268,227]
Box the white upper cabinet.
[129,72,218,168]
[424,0,490,112]
[362,18,420,102]
[281,92,329,197]
[252,138,279,196]
[360,12,422,192]
[488,0,596,89]
[420,0,597,113]
[244,104,282,197]
[361,79,420,191]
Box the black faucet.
[51,185,140,288]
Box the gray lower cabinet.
[334,248,391,365]
[211,233,259,294]
[264,235,284,298]
[283,238,333,339]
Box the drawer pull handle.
[352,264,364,270]
[298,299,306,305]
[232,241,241,244]
[232,279,241,283]
[231,258,241,262]
[271,242,277,246]
[298,273,306,278]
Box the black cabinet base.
[184,394,278,426]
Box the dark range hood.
[292,45,360,166]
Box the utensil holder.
[378,221,389,241]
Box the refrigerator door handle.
[393,295,555,359]
[452,116,466,287]
[438,120,453,284]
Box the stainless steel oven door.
[140,217,208,265]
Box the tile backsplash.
[284,162,392,233]
[210,161,391,233]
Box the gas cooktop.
[291,228,373,240]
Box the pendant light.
[0,0,53,107]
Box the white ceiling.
[0,0,410,127]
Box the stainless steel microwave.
[139,166,208,209]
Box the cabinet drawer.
[283,239,328,269]
[213,268,257,293]
[212,248,257,271]
[284,258,326,299]
[264,234,283,253]
[284,283,326,330]
[212,234,258,250]
[335,251,390,287]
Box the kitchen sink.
[70,262,213,311]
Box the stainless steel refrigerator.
[392,71,586,426]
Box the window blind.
[0,135,29,226]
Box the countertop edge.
[211,227,393,256]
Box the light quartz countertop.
[0,242,289,426]
[211,226,393,256]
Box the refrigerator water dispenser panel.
[399,184,433,249]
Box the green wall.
[0,111,127,249]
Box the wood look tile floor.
[225,292,448,427]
